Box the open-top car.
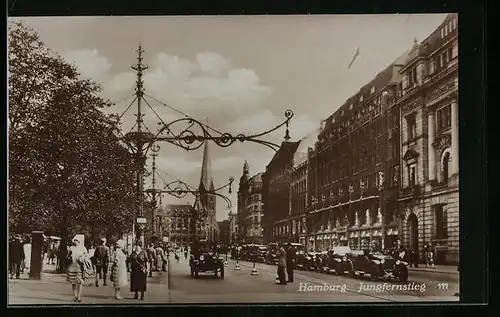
[345,249,408,282]
[323,246,352,275]
[189,243,225,279]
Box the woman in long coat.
[110,239,128,300]
[129,244,148,300]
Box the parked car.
[266,243,279,265]
[295,249,308,270]
[189,247,225,279]
[323,246,352,275]
[345,249,409,282]
[244,244,267,263]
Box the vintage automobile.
[256,245,268,263]
[323,246,352,274]
[189,248,225,279]
[345,249,409,282]
[266,243,279,265]
[240,244,265,262]
[302,251,319,271]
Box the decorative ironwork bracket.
[148,110,294,153]
[144,177,234,209]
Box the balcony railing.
[401,186,421,197]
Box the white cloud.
[156,156,202,175]
[212,156,243,171]
[103,52,271,111]
[61,49,111,81]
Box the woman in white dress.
[110,239,128,299]
[23,238,32,273]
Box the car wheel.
[220,266,225,279]
[400,266,409,282]
[347,262,355,277]
[214,269,218,277]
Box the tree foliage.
[8,21,139,244]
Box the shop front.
[385,227,400,250]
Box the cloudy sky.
[11,14,447,220]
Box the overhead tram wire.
[143,93,225,136]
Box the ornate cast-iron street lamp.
[118,45,294,248]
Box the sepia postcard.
[7,14,460,305]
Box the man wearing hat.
[9,235,25,279]
[93,238,110,287]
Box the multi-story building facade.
[396,13,459,264]
[290,130,318,247]
[307,53,409,252]
[228,211,238,244]
[163,204,200,246]
[262,141,300,244]
[218,220,230,245]
[237,162,264,243]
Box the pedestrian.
[285,243,296,283]
[9,235,25,279]
[129,244,148,300]
[155,244,164,271]
[424,243,435,268]
[276,243,287,285]
[410,248,419,268]
[146,244,156,276]
[66,235,90,303]
[22,237,32,274]
[184,248,188,260]
[110,239,128,300]
[94,238,110,287]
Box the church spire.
[199,118,214,192]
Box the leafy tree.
[8,22,139,270]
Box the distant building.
[237,161,264,244]
[396,13,459,264]
[218,220,230,245]
[228,211,238,244]
[163,204,198,246]
[290,129,318,247]
[262,141,300,244]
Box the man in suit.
[276,244,287,285]
[286,243,296,283]
[9,235,25,279]
[94,238,110,287]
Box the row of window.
[440,17,458,39]
[405,104,452,142]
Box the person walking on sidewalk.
[9,235,24,279]
[285,243,296,283]
[66,235,90,303]
[276,243,287,285]
[424,242,435,268]
[129,244,148,300]
[94,238,110,287]
[155,244,164,271]
[22,237,32,275]
[146,244,156,277]
[110,239,128,300]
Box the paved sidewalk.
[408,265,458,275]
[8,262,170,305]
